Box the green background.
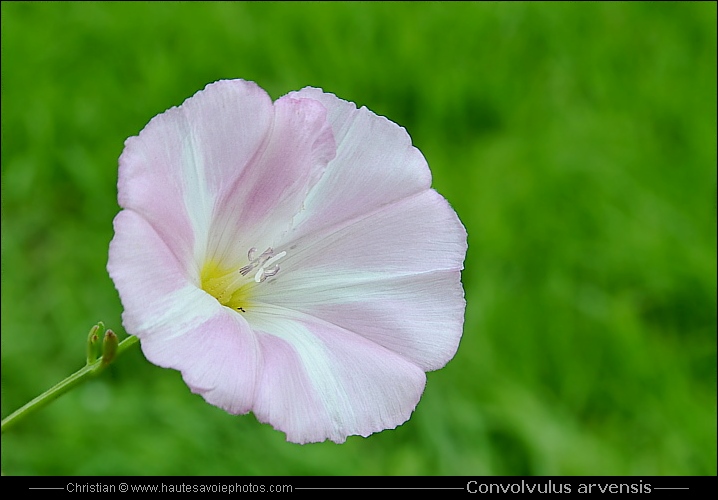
[1,2,715,475]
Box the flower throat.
[200,247,286,312]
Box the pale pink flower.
[107,80,466,444]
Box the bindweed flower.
[107,80,466,444]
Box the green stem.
[1,335,140,434]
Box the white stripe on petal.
[140,307,261,416]
[248,306,357,435]
[252,271,465,371]
[180,132,213,267]
[249,304,425,444]
[134,284,219,342]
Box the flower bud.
[101,329,119,366]
[86,323,102,364]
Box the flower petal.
[286,189,466,275]
[258,189,466,370]
[287,87,433,240]
[140,307,260,416]
[206,94,336,268]
[255,271,464,372]
[108,209,261,415]
[117,80,276,270]
[108,209,201,333]
[248,305,426,444]
[117,80,336,274]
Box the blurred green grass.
[1,2,715,475]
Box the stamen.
[254,251,287,282]
[202,245,288,312]
[240,247,274,276]
[263,265,280,277]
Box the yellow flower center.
[199,247,287,313]
[200,260,254,312]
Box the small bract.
[108,80,467,443]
